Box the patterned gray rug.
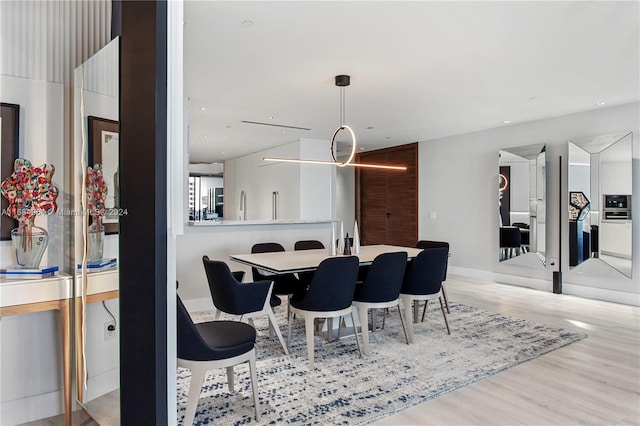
[178,303,586,425]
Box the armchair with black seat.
[287,256,362,369]
[251,242,302,305]
[415,240,451,313]
[177,295,260,425]
[400,247,451,343]
[352,251,409,355]
[203,255,288,355]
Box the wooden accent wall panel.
[356,143,418,247]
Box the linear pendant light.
[264,75,407,171]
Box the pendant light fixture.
[264,75,406,171]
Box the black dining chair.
[294,240,325,289]
[352,251,409,355]
[251,243,302,304]
[500,226,522,260]
[287,256,362,369]
[202,256,288,354]
[415,240,451,313]
[177,295,260,424]
[400,248,450,343]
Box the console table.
[0,274,74,426]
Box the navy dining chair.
[177,295,260,424]
[287,256,362,369]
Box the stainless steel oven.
[603,194,631,220]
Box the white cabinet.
[599,220,632,258]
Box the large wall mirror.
[73,37,120,424]
[498,144,546,268]
[568,132,633,278]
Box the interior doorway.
[356,142,418,247]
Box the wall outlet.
[104,320,117,341]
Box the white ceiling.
[184,1,639,165]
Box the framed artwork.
[88,116,120,234]
[1,103,20,240]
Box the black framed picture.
[1,103,20,240]
[88,116,120,235]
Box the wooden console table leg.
[59,300,72,426]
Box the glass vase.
[87,222,105,264]
[11,225,48,269]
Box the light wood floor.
[22,275,640,425]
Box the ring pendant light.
[264,75,406,171]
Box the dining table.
[229,244,423,275]
[229,244,426,340]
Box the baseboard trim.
[1,390,63,425]
[450,266,639,306]
[84,367,120,404]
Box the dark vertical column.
[553,156,562,294]
[119,1,168,424]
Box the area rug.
[178,303,586,425]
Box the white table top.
[229,244,423,274]
[0,274,73,307]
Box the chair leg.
[439,296,451,335]
[248,350,261,421]
[397,305,409,345]
[421,300,429,322]
[304,316,316,369]
[226,366,234,392]
[413,300,420,323]
[213,309,221,320]
[267,309,289,355]
[402,296,415,344]
[350,310,362,358]
[183,365,206,426]
[287,310,294,350]
[441,283,450,314]
[357,305,370,355]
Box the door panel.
[357,143,418,247]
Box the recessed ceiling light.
[366,126,374,130]
[203,135,208,138]
[359,147,366,151]
[268,116,275,120]
[385,137,391,139]
[200,106,208,111]
[225,125,231,128]
[596,101,607,106]
[282,130,287,133]
[503,120,511,124]
[242,20,254,27]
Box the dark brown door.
[356,143,418,247]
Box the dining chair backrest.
[294,240,325,250]
[354,251,407,303]
[202,255,265,315]
[251,242,286,281]
[177,295,216,361]
[401,248,448,296]
[415,240,450,281]
[294,256,359,312]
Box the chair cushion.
[192,321,256,360]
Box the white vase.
[353,221,360,254]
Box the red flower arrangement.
[1,158,59,249]
[86,164,108,227]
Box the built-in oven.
[603,194,631,220]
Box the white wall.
[0,6,115,420]
[418,102,640,305]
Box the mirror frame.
[498,143,547,269]
[567,132,633,278]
